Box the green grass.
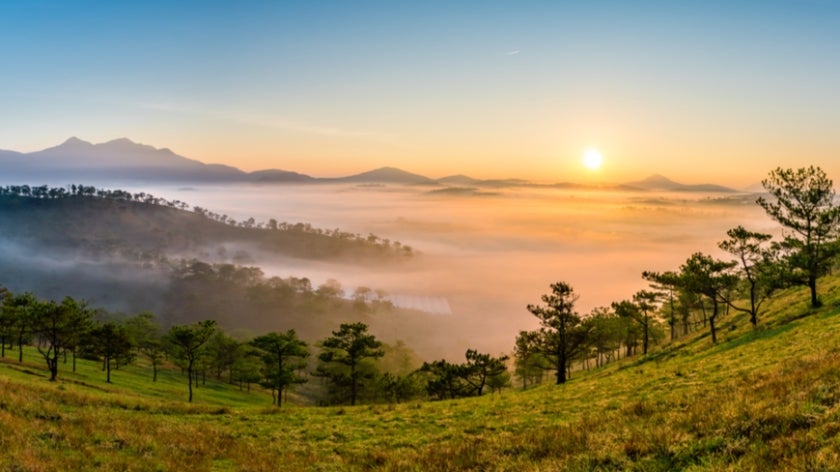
[4,278,840,470]
[1,347,268,410]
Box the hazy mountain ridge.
[0,138,739,192]
[331,166,437,185]
[625,174,737,193]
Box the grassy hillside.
[3,277,840,470]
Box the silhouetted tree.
[757,166,840,308]
[421,359,470,400]
[251,330,310,406]
[680,253,737,343]
[525,282,585,384]
[316,322,383,405]
[462,349,509,396]
[165,320,217,402]
[30,297,93,381]
[718,226,779,326]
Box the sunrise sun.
[582,148,604,171]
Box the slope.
[2,274,840,470]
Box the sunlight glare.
[582,148,604,171]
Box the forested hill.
[0,185,413,262]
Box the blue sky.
[2,1,839,183]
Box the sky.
[2,1,840,186]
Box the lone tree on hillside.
[757,166,840,308]
[251,330,310,406]
[718,226,779,326]
[316,322,384,406]
[525,282,588,384]
[31,297,93,381]
[462,349,509,396]
[166,320,217,402]
[680,253,737,344]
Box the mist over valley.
[0,147,772,359]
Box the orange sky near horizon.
[2,2,840,188]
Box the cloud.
[504,50,521,56]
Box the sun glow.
[582,148,604,171]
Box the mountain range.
[0,137,738,192]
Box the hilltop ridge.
[0,137,739,192]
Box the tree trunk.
[106,357,112,383]
[810,276,820,308]
[709,300,719,344]
[555,350,566,384]
[187,361,194,402]
[49,353,58,381]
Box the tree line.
[0,288,509,405]
[514,166,840,386]
[0,184,413,257]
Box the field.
[3,276,840,471]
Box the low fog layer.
[95,182,771,358]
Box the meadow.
[2,273,840,471]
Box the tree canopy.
[757,166,840,307]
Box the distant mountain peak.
[627,174,735,193]
[338,167,436,184]
[638,174,676,184]
[60,136,93,147]
[103,137,136,146]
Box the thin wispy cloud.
[504,50,521,56]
